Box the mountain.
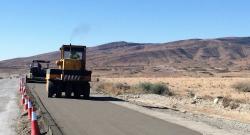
[1,37,250,77]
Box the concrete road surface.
[28,83,201,135]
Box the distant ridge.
[1,37,250,75]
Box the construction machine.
[46,45,91,99]
[26,60,50,83]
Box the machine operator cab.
[56,45,87,71]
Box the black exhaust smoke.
[70,24,91,43]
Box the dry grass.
[101,77,250,103]
[232,82,250,92]
[93,81,172,96]
[138,82,171,95]
[94,82,143,96]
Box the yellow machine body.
[45,45,92,98]
[57,59,82,70]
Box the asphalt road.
[28,83,201,135]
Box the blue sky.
[0,0,250,60]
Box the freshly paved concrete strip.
[28,83,201,135]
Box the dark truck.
[26,60,50,83]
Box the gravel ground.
[150,105,250,135]
[16,110,30,135]
[114,94,250,135]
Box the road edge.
[27,83,63,135]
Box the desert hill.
[1,37,250,77]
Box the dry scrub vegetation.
[93,81,172,96]
[99,77,250,103]
[92,77,250,123]
[233,82,250,92]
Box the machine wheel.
[56,90,62,98]
[83,83,90,99]
[73,84,82,99]
[74,90,80,99]
[65,89,71,98]
[64,83,71,98]
[83,91,90,99]
[47,81,54,98]
[55,82,62,98]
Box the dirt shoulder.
[114,94,250,135]
[16,81,62,135]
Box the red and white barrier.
[19,76,40,134]
[31,107,40,135]
[28,99,32,120]
[23,96,28,111]
[20,94,25,106]
[22,85,26,95]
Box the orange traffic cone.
[28,99,32,120]
[31,107,40,135]
[23,96,28,111]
